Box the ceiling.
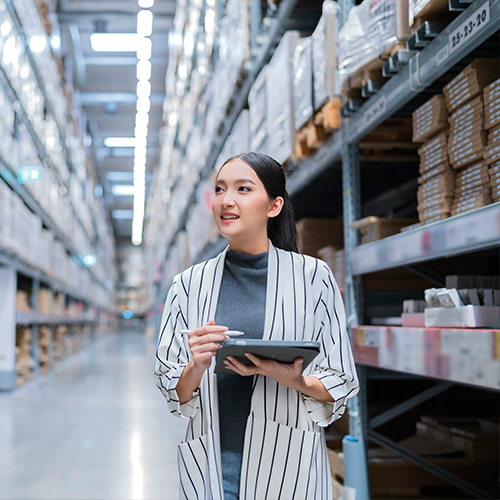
[56,0,176,239]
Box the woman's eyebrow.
[215,178,256,185]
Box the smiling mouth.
[221,215,239,220]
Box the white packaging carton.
[293,37,313,131]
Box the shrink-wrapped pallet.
[249,66,270,155]
[267,31,300,164]
[312,0,340,111]
[338,0,411,87]
[293,37,313,131]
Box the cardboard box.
[350,216,418,244]
[484,78,500,105]
[425,306,500,328]
[443,60,500,113]
[413,95,448,142]
[296,218,344,257]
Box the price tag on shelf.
[449,1,490,55]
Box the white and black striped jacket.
[154,240,359,500]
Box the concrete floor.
[0,331,186,500]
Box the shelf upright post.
[31,278,40,378]
[338,0,369,495]
[0,267,17,390]
[48,284,55,369]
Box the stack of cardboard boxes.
[413,98,454,224]
[15,326,33,386]
[39,326,51,374]
[443,59,500,216]
[484,78,500,202]
[296,218,344,258]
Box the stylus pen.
[179,330,245,336]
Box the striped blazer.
[154,240,359,500]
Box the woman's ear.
[268,197,284,219]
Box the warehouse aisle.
[0,330,185,500]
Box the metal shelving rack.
[0,1,118,391]
[155,0,500,497]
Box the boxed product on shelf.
[16,326,34,386]
[0,177,13,249]
[338,0,411,90]
[38,288,53,314]
[484,78,500,130]
[16,290,31,312]
[409,0,456,28]
[317,245,346,291]
[296,218,343,257]
[249,65,270,154]
[230,110,249,156]
[443,59,500,114]
[412,94,448,143]
[350,216,417,244]
[293,37,313,132]
[267,31,300,164]
[38,326,51,374]
[312,0,339,112]
[451,160,492,216]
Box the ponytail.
[220,152,298,253]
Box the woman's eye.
[214,186,222,193]
[239,186,251,192]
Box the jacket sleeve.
[154,275,199,419]
[302,262,359,427]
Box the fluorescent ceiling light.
[112,185,135,196]
[50,34,61,50]
[112,209,134,219]
[136,37,152,60]
[138,0,154,7]
[134,124,148,138]
[136,80,151,98]
[137,10,153,37]
[136,60,151,81]
[90,33,139,52]
[205,9,215,35]
[135,112,149,127]
[136,96,151,113]
[104,137,136,148]
[29,35,47,53]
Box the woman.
[154,152,359,500]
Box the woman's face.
[212,159,283,246]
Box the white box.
[249,66,270,155]
[425,306,500,328]
[293,37,313,131]
[312,0,340,111]
[267,31,300,164]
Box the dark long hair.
[219,152,298,253]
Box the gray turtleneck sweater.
[215,249,268,452]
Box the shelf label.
[363,95,386,130]
[436,45,449,66]
[449,1,490,55]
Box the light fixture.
[104,137,136,148]
[135,112,149,127]
[136,60,152,81]
[205,8,215,35]
[50,34,61,50]
[90,33,139,52]
[111,185,135,196]
[137,10,153,37]
[29,35,47,53]
[138,0,154,7]
[136,36,152,60]
[134,124,148,138]
[136,80,151,98]
[136,96,151,113]
[83,255,97,267]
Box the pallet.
[341,43,407,97]
[294,98,342,158]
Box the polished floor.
[0,330,186,500]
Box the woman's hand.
[188,320,229,371]
[224,353,304,389]
[224,353,334,402]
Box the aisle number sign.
[449,1,490,54]
[17,166,42,184]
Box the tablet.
[214,339,320,375]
